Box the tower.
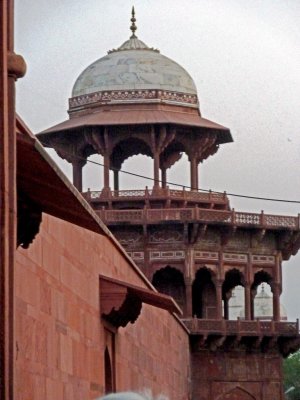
[38,9,300,400]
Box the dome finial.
[130,6,137,38]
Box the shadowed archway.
[192,267,216,318]
[152,266,186,311]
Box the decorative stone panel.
[194,251,219,261]
[150,250,185,260]
[223,253,247,263]
[127,251,144,261]
[252,255,275,265]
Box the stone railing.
[182,318,299,336]
[84,187,228,204]
[95,207,300,230]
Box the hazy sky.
[15,0,300,319]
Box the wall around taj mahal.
[15,214,190,400]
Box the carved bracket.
[100,275,181,329]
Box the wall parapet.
[84,187,229,207]
[95,207,300,230]
[182,318,299,336]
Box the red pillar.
[223,297,229,320]
[161,167,167,188]
[215,281,223,319]
[103,153,110,191]
[190,156,198,191]
[272,284,281,321]
[244,284,251,320]
[113,169,119,192]
[153,151,160,189]
[72,159,85,192]
[185,279,193,318]
[0,2,26,398]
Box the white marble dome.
[72,37,197,98]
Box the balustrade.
[83,187,229,204]
[96,207,299,230]
[182,318,299,336]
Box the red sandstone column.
[153,151,160,189]
[190,156,198,191]
[103,153,110,190]
[215,280,223,319]
[272,283,281,321]
[161,167,167,188]
[185,279,193,317]
[244,284,251,320]
[0,2,26,398]
[250,288,256,319]
[113,169,119,191]
[273,252,282,321]
[223,297,229,320]
[72,159,85,192]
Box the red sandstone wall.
[15,214,190,400]
[192,350,283,400]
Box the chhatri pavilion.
[38,8,300,400]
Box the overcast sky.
[15,0,300,320]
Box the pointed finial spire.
[130,6,137,38]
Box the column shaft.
[113,170,119,192]
[215,282,223,319]
[244,284,251,320]
[185,282,193,318]
[161,168,167,188]
[272,285,281,321]
[103,154,110,190]
[72,160,84,192]
[153,152,160,188]
[190,156,198,190]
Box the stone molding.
[69,89,198,109]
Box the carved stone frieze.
[149,228,183,243]
[196,228,220,249]
[225,231,250,251]
[114,231,142,245]
[69,89,198,109]
[252,232,275,252]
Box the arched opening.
[254,283,274,320]
[160,142,186,189]
[192,268,216,318]
[167,153,190,189]
[111,138,153,190]
[228,285,245,320]
[104,347,113,394]
[83,153,114,192]
[152,266,185,311]
[252,271,273,320]
[120,154,153,190]
[223,269,245,320]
